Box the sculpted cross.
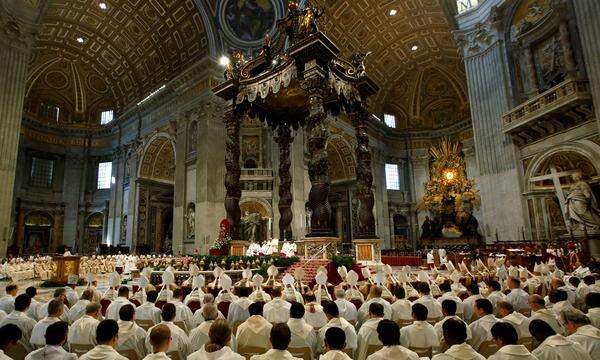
[529,165,578,227]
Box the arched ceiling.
[27,0,211,126]
[314,0,469,130]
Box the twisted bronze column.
[224,108,242,239]
[350,108,377,238]
[306,90,332,236]
[276,124,293,240]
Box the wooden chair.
[217,301,231,319]
[518,337,535,351]
[100,299,111,316]
[71,343,94,357]
[288,346,312,360]
[136,319,155,331]
[6,342,28,360]
[409,346,432,358]
[427,317,441,325]
[167,351,181,360]
[174,320,187,332]
[187,300,201,313]
[238,345,267,360]
[118,348,140,360]
[350,299,363,309]
[518,308,531,317]
[366,344,383,358]
[478,340,500,357]
[343,348,354,358]
[397,319,413,328]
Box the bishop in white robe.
[531,334,592,360]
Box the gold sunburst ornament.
[417,137,481,222]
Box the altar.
[51,255,80,283]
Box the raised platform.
[420,236,479,246]
[296,237,340,259]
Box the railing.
[503,78,591,131]
[240,168,273,179]
[241,168,273,192]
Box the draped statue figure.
[242,211,262,242]
[565,172,600,230]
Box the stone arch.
[240,198,273,219]
[525,141,600,191]
[138,133,176,184]
[326,135,356,182]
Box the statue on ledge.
[242,211,262,242]
[565,172,600,230]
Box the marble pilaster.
[0,4,37,256]
[172,118,186,255]
[454,17,527,242]
[573,0,600,131]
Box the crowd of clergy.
[0,256,598,360]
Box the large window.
[40,103,60,122]
[97,162,113,189]
[30,157,54,188]
[384,113,396,128]
[385,163,400,190]
[101,110,114,125]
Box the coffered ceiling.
[26,0,210,125]
[314,0,469,130]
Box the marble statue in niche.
[186,203,195,239]
[565,172,600,230]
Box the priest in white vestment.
[365,319,420,360]
[236,302,273,350]
[79,319,128,360]
[333,289,358,323]
[413,283,443,319]
[0,284,17,314]
[67,289,94,324]
[227,287,253,325]
[437,283,465,319]
[400,303,439,349]
[357,287,392,328]
[37,288,69,322]
[318,301,357,354]
[529,295,565,335]
[585,292,600,328]
[24,321,77,360]
[136,290,162,326]
[319,327,352,360]
[249,323,302,360]
[68,302,101,348]
[31,299,64,348]
[143,324,175,360]
[496,301,531,339]
[562,310,600,354]
[303,294,328,329]
[116,303,147,359]
[169,287,194,333]
[106,287,133,321]
[25,287,42,321]
[434,299,472,346]
[529,319,592,360]
[0,294,37,351]
[468,298,499,350]
[263,287,292,324]
[287,302,317,358]
[356,303,384,360]
[462,285,484,323]
[486,281,508,310]
[487,322,537,360]
[189,304,233,354]
[188,318,245,360]
[391,287,413,322]
[145,304,189,359]
[432,318,484,360]
[506,278,530,312]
